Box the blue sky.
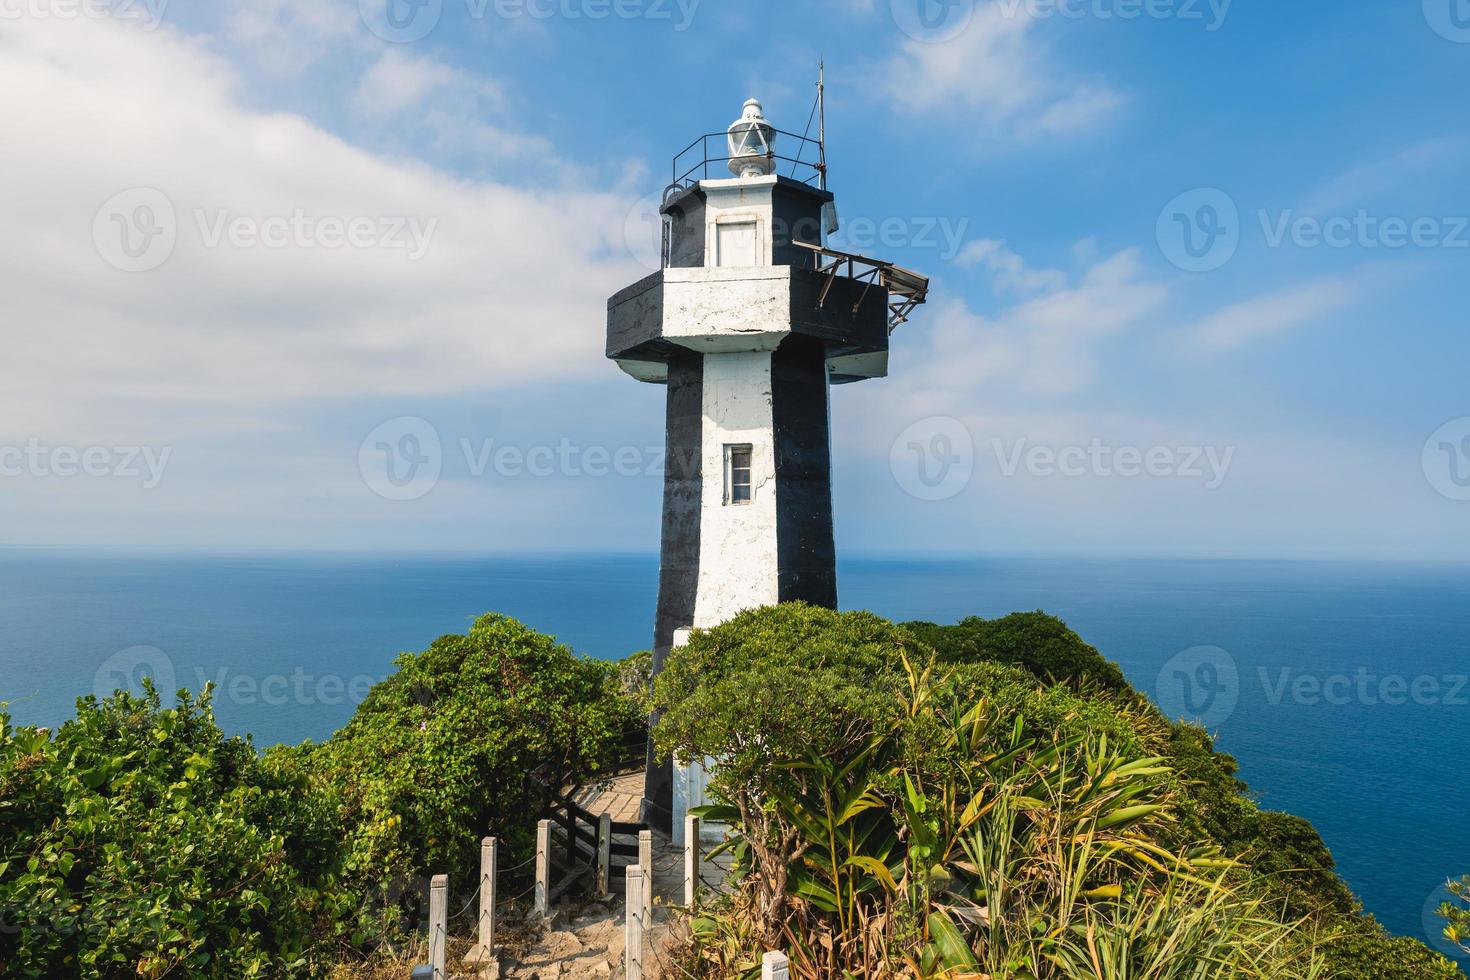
[1,0,1467,559]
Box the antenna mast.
[817,60,827,190]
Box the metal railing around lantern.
[669,127,827,191]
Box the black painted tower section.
[643,350,703,831]
[772,335,838,607]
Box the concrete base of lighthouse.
[639,335,837,833]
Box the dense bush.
[0,613,645,977]
[654,604,924,937]
[0,685,344,979]
[661,604,1463,979]
[289,613,644,933]
[907,610,1465,979]
[904,611,1130,691]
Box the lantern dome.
[726,98,776,178]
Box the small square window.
[726,445,753,504]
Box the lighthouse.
[607,97,929,832]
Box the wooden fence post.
[596,813,611,896]
[535,819,551,917]
[761,950,790,980]
[638,829,653,923]
[684,814,700,906]
[625,866,645,980]
[428,874,448,980]
[478,837,497,960]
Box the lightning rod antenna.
[818,60,827,190]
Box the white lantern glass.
[726,99,776,178]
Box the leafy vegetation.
[283,613,642,939]
[0,685,344,978]
[1442,878,1470,954]
[657,603,1465,979]
[0,613,643,978]
[1,603,1458,978]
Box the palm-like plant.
[676,656,1322,979]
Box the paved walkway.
[569,770,644,825]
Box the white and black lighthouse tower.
[607,96,928,832]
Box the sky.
[1,0,1468,560]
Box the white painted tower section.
[693,350,780,628]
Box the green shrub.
[296,613,644,929]
[1445,877,1470,954]
[905,611,1130,691]
[664,604,1463,980]
[0,685,343,979]
[664,610,1324,978]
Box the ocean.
[1,551,1466,962]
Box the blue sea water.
[1,551,1466,962]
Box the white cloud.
[957,238,1068,295]
[221,0,361,76]
[878,3,1124,140]
[352,50,489,119]
[1176,276,1355,354]
[0,14,642,448]
[1299,137,1468,215]
[920,247,1168,398]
